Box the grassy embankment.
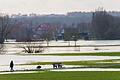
[0,71,120,80]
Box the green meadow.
[0,71,120,80]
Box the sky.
[0,0,120,14]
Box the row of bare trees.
[91,10,120,40]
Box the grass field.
[22,52,120,56]
[0,71,120,80]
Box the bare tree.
[0,15,15,42]
[0,15,11,43]
[21,42,44,53]
[91,10,115,40]
[0,14,14,54]
[18,21,44,54]
[43,30,53,46]
[64,27,79,46]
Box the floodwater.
[0,40,120,71]
[4,40,120,54]
[0,55,120,71]
[0,65,81,71]
[0,55,120,65]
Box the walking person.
[10,60,14,71]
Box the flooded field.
[4,40,120,54]
[0,55,120,66]
[0,40,120,71]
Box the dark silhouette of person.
[10,60,14,71]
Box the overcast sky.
[0,0,119,14]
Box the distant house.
[79,32,90,40]
[56,28,64,40]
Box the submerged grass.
[20,52,120,56]
[21,59,120,68]
[17,52,120,68]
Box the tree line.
[1,10,120,44]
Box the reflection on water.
[3,40,120,54]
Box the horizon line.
[1,10,120,15]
